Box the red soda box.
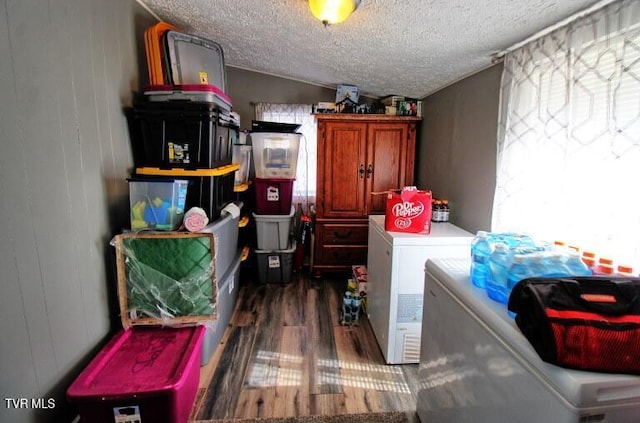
[385,187,432,234]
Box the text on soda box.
[391,201,425,218]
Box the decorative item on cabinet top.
[313,113,421,121]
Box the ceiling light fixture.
[309,0,360,27]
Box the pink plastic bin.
[67,326,204,423]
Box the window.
[254,103,317,214]
[494,0,640,268]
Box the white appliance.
[418,258,640,422]
[366,215,473,364]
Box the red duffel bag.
[508,276,640,374]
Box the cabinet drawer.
[321,223,368,245]
[317,245,368,265]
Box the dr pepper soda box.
[385,187,432,233]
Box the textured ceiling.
[139,0,609,99]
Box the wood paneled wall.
[0,1,154,421]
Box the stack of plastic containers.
[67,232,216,423]
[126,101,239,222]
[250,125,301,284]
[122,25,248,369]
[126,24,239,223]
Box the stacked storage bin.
[126,111,242,369]
[123,24,245,366]
[199,206,242,365]
[231,131,256,276]
[67,232,217,422]
[126,24,238,223]
[250,127,302,284]
[67,25,247,423]
[126,101,239,223]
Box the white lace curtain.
[493,0,640,267]
[254,103,317,214]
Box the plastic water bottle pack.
[469,231,592,306]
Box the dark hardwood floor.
[190,270,421,422]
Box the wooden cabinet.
[313,114,420,275]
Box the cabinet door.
[365,123,415,215]
[319,121,367,218]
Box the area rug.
[193,410,411,423]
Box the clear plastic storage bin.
[250,132,301,179]
[128,179,188,230]
[232,144,252,186]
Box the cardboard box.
[385,187,432,233]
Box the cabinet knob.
[366,164,373,178]
[359,164,365,179]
